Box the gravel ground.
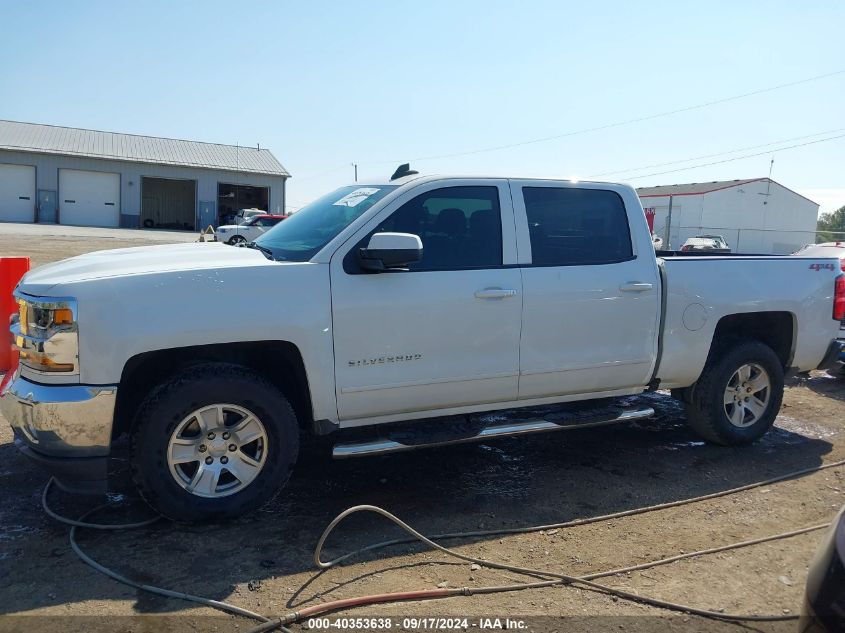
[0,222,198,268]
[0,227,843,632]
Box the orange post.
[0,257,30,373]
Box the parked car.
[793,242,845,368]
[235,208,268,223]
[2,173,843,521]
[680,234,731,252]
[793,242,845,270]
[216,214,287,245]
[801,504,845,633]
[220,208,269,227]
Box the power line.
[365,69,845,164]
[589,127,845,178]
[619,132,845,180]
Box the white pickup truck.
[3,170,844,521]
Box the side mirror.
[359,232,423,272]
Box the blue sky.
[1,0,843,213]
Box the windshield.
[254,185,398,261]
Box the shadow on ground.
[788,368,845,402]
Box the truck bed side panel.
[656,256,840,388]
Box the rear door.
[330,180,522,421]
[511,181,661,399]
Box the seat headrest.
[433,208,467,236]
[470,209,496,234]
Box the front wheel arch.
[113,341,314,441]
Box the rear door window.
[522,187,633,265]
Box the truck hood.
[19,242,278,294]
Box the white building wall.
[639,181,819,254]
[700,181,818,254]
[0,149,287,229]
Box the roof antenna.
[390,163,418,181]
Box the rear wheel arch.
[707,311,796,368]
[674,311,794,407]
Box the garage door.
[0,164,35,223]
[59,169,120,227]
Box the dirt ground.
[1,229,844,633]
[0,226,196,268]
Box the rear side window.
[374,186,503,270]
[523,187,633,266]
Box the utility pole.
[352,163,358,182]
[664,195,673,250]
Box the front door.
[330,180,522,422]
[38,190,57,223]
[511,181,661,400]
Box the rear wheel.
[685,340,784,445]
[130,363,298,521]
[228,235,246,246]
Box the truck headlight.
[12,294,79,374]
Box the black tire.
[685,340,784,446]
[130,363,298,522]
[227,235,246,246]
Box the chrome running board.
[332,405,654,459]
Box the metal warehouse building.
[0,120,289,230]
[637,178,819,254]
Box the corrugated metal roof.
[636,178,763,197]
[0,119,289,176]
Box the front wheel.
[685,340,784,445]
[130,363,299,521]
[227,235,246,246]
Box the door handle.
[475,287,518,299]
[619,282,653,292]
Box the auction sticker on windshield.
[333,187,381,208]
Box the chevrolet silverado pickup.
[3,171,844,521]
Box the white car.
[793,242,845,269]
[681,235,731,252]
[215,214,286,245]
[234,208,268,223]
[3,173,843,521]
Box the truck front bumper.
[0,372,117,494]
